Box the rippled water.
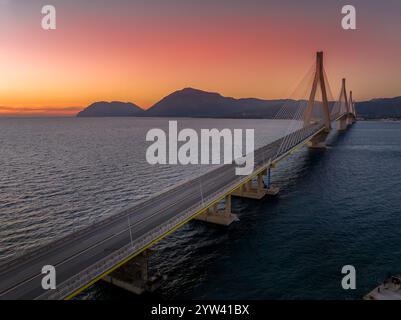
[0,117,291,261]
[1,118,400,300]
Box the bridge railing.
[37,158,274,300]
[37,123,325,300]
[0,160,229,274]
[0,122,322,274]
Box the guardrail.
[37,123,324,300]
[37,159,274,300]
[1,122,328,300]
[0,161,228,273]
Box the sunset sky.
[1,0,401,116]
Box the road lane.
[0,124,323,299]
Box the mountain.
[146,88,288,118]
[76,89,401,120]
[356,97,401,119]
[76,101,144,117]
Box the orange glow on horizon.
[1,1,401,116]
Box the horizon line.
[1,87,400,117]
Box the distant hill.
[356,97,401,119]
[76,89,401,120]
[77,101,144,117]
[146,87,288,118]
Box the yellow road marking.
[65,128,324,300]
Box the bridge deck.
[0,122,326,300]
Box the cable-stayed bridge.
[0,52,357,300]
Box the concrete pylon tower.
[349,90,356,117]
[303,51,331,130]
[341,78,350,114]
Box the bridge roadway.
[0,123,324,300]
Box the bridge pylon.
[336,78,351,131]
[349,90,357,124]
[304,51,331,131]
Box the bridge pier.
[194,195,238,226]
[102,250,163,295]
[307,130,329,149]
[232,169,279,199]
[337,114,355,131]
[266,166,280,196]
[336,117,348,131]
[232,170,267,199]
[347,114,356,125]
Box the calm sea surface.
[1,118,400,299]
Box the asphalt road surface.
[0,124,321,300]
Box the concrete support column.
[232,167,279,199]
[257,174,264,190]
[307,130,329,149]
[267,167,271,188]
[336,117,348,131]
[102,250,162,295]
[266,166,280,196]
[139,250,149,281]
[225,195,231,214]
[347,115,355,125]
[194,196,238,226]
